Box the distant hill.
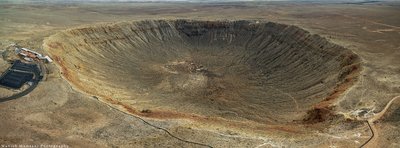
[1,0,398,4]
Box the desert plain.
[0,1,400,147]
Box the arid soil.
[0,1,399,147]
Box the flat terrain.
[0,1,399,147]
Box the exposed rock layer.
[44,20,360,124]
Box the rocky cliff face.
[44,20,360,125]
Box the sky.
[2,0,398,3]
[2,0,396,1]
[58,0,393,1]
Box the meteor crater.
[44,20,360,125]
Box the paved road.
[360,95,400,148]
[0,62,43,103]
[0,79,39,103]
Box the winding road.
[361,95,400,148]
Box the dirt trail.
[363,95,400,148]
[340,14,400,30]
[370,96,400,123]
